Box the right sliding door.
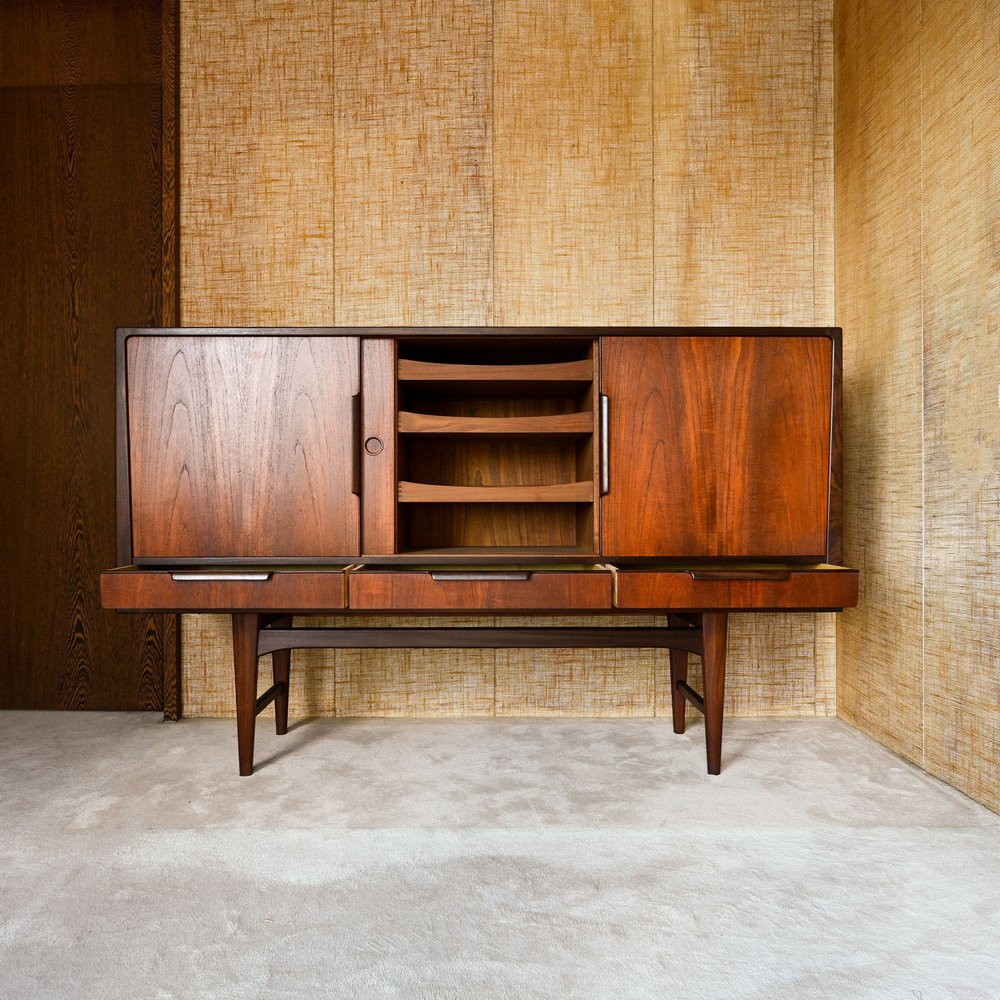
[600,334,834,560]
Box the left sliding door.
[125,333,360,561]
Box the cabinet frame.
[116,326,844,566]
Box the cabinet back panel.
[402,440,579,488]
[602,336,832,558]
[399,394,584,417]
[403,502,583,550]
[127,336,360,559]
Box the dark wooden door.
[127,335,361,560]
[601,335,833,559]
[0,0,168,709]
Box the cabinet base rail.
[232,612,729,779]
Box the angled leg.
[270,615,292,736]
[701,612,729,775]
[232,613,262,776]
[667,613,693,734]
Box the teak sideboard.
[101,327,859,775]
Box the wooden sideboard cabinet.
[102,327,858,776]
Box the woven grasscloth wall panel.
[836,0,999,812]
[179,0,334,326]
[333,0,493,326]
[921,0,999,811]
[178,0,836,722]
[494,0,653,325]
[654,0,817,325]
[834,0,924,764]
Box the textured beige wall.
[178,0,837,722]
[836,0,1000,812]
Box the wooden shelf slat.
[398,358,593,381]
[398,481,594,503]
[386,546,596,559]
[397,411,593,435]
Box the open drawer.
[347,565,614,611]
[100,566,351,612]
[612,564,859,611]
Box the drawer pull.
[689,570,792,581]
[170,572,272,582]
[430,571,532,582]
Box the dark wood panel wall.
[0,0,173,709]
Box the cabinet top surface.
[117,325,842,343]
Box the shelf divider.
[398,411,593,435]
[398,358,593,382]
[397,481,595,503]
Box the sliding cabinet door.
[601,334,833,559]
[126,333,360,560]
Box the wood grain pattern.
[403,504,586,551]
[127,336,360,559]
[101,568,348,612]
[0,0,161,86]
[334,0,492,326]
[402,438,580,489]
[179,0,334,326]
[398,412,593,436]
[349,570,612,611]
[615,568,858,611]
[494,0,653,325]
[398,359,594,382]
[602,336,832,558]
[398,482,593,504]
[161,0,182,720]
[0,1,165,709]
[835,0,925,765]
[361,337,397,555]
[920,0,1000,812]
[161,0,179,329]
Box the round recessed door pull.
[364,436,384,456]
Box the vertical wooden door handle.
[351,392,362,496]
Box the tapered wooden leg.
[232,613,261,777]
[701,612,729,775]
[667,613,691,734]
[270,615,292,736]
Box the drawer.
[348,566,613,611]
[613,565,859,611]
[100,567,349,612]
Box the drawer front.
[100,568,348,611]
[349,569,613,611]
[614,566,859,611]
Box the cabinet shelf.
[397,482,594,503]
[398,359,593,382]
[385,546,596,560]
[397,411,593,436]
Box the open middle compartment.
[395,336,599,556]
